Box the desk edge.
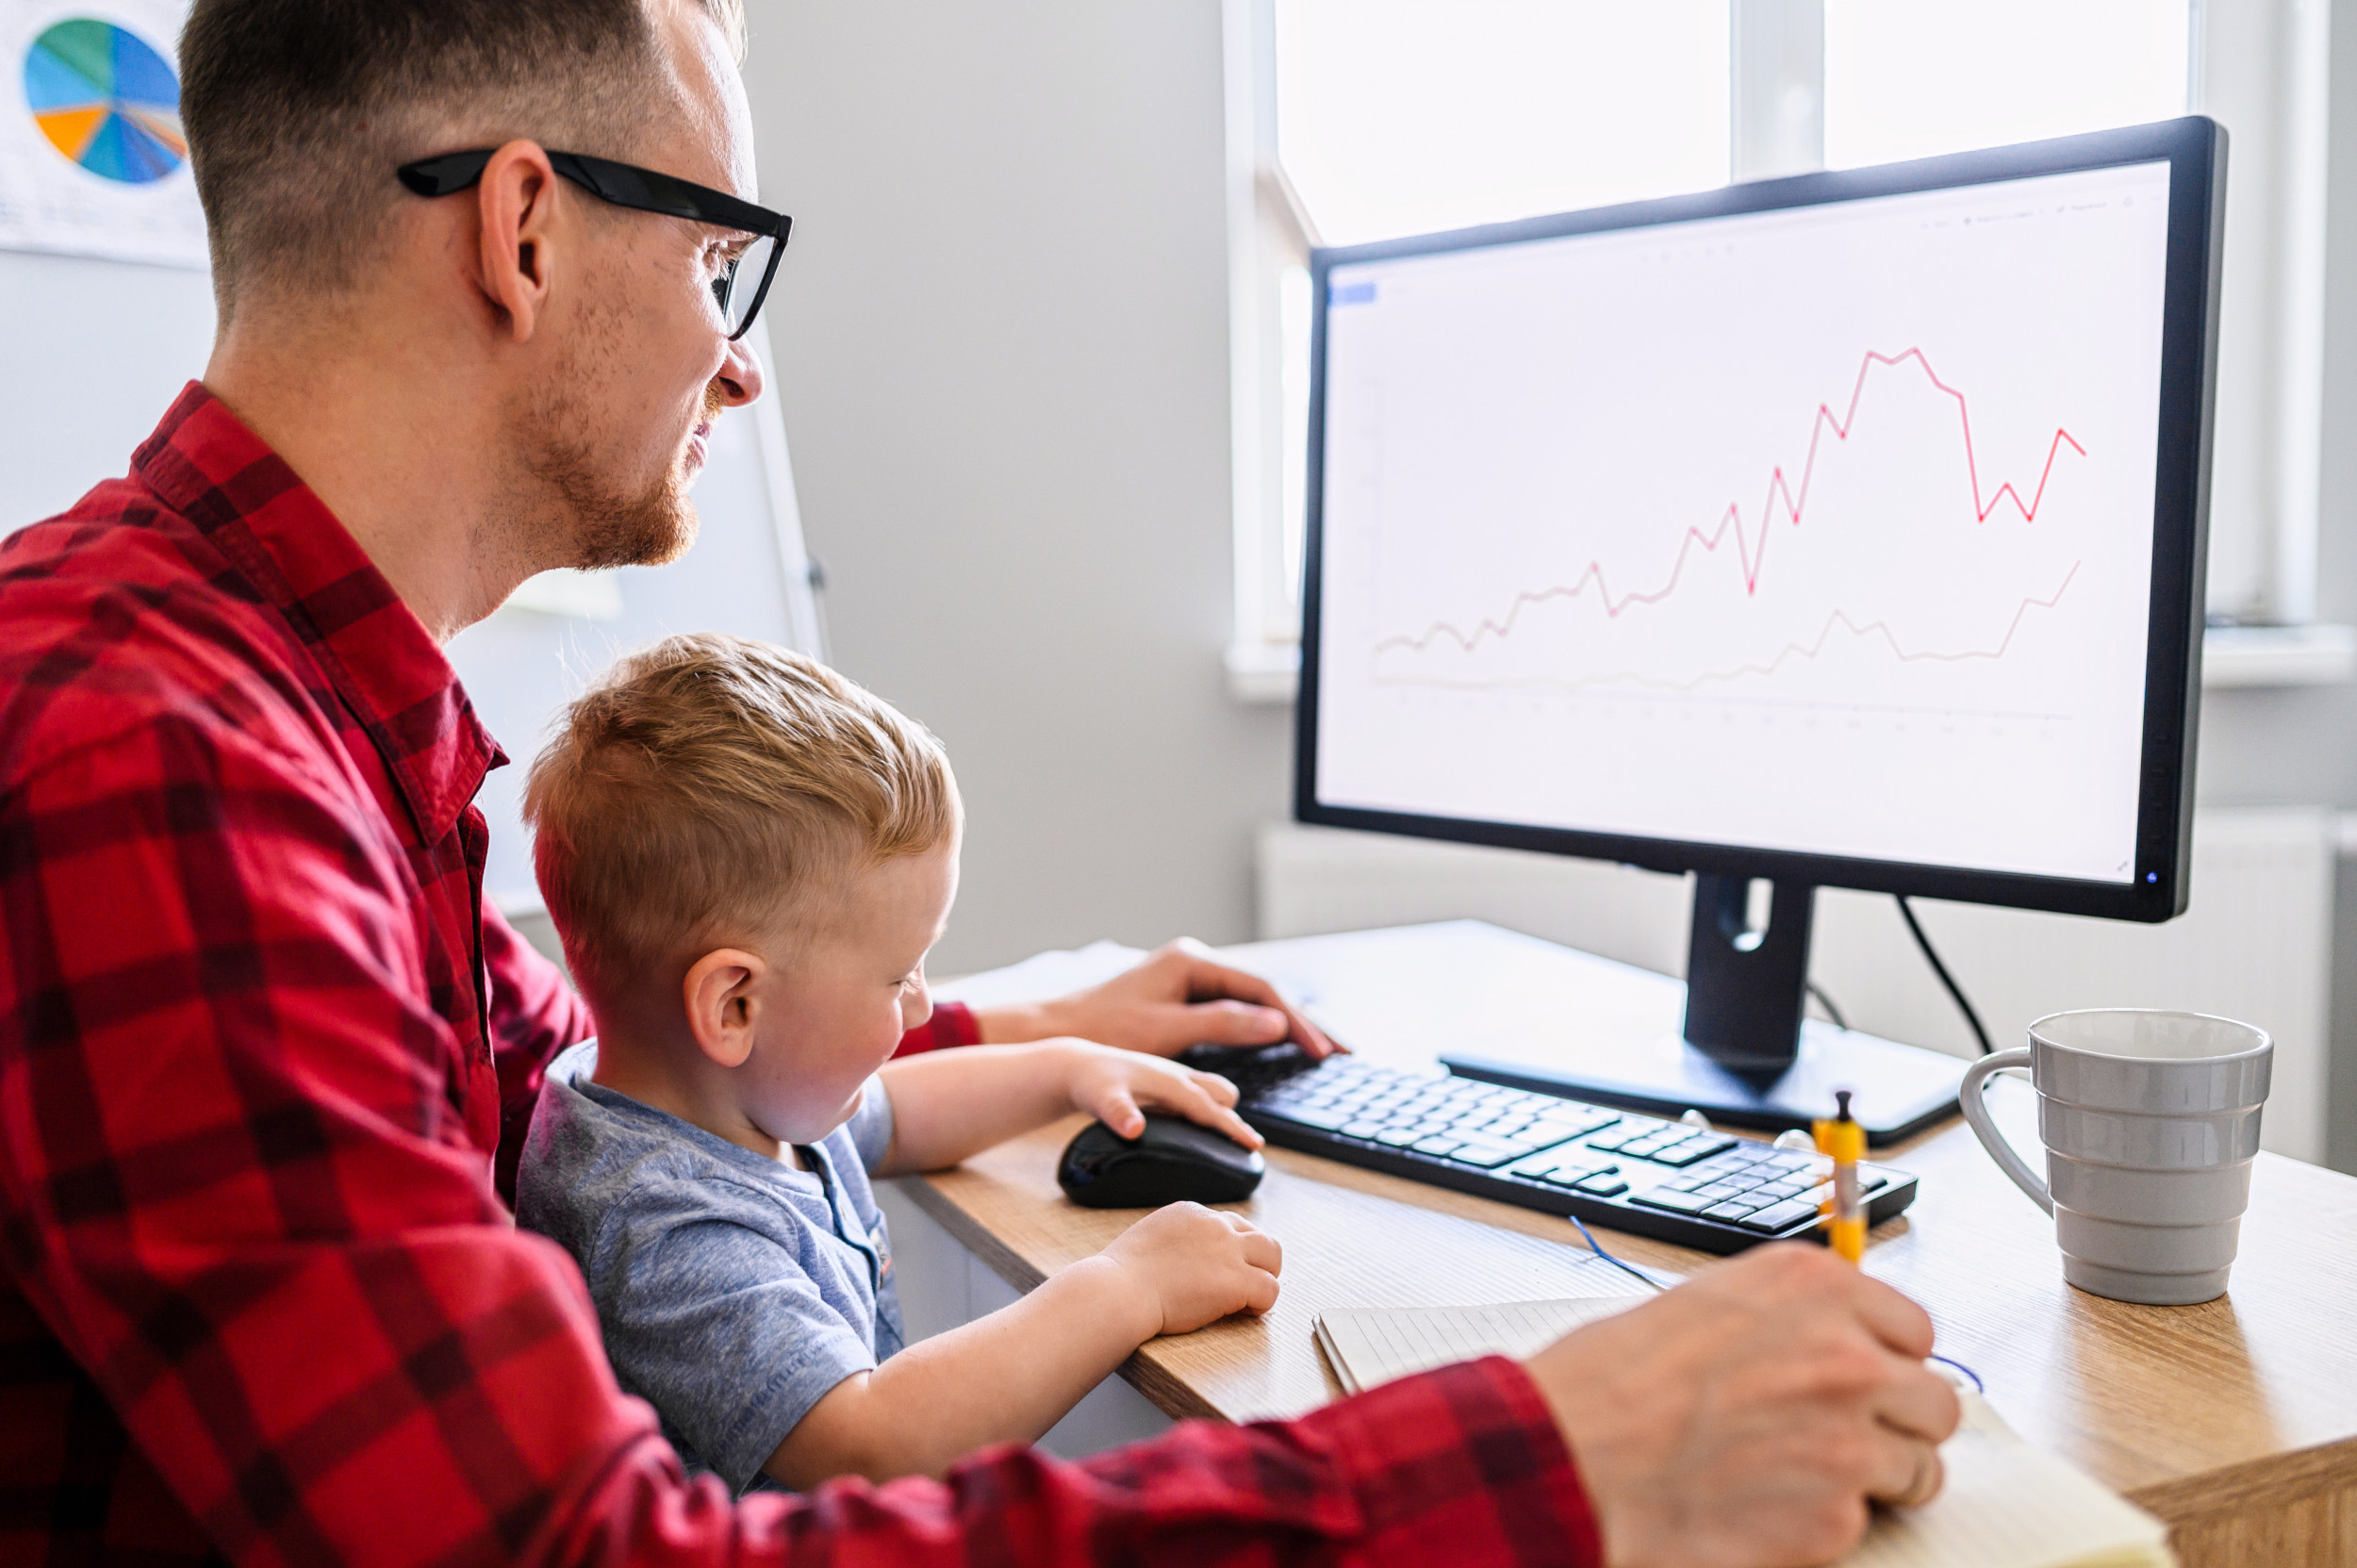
[2125,1433,2357,1525]
[904,1173,1227,1423]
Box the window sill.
[2203,624,2357,688]
[1231,627,2357,704]
[1226,640,1302,703]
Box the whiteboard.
[0,238,824,907]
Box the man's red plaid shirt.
[0,387,1603,1567]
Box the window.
[1273,2,1730,248]
[1822,1,2190,171]
[1226,0,2329,696]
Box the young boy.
[515,633,1283,1495]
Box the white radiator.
[1257,809,2336,1164]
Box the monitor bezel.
[1294,116,2224,924]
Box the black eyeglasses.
[398,148,791,340]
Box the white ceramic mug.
[1958,1009,2271,1306]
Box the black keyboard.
[1184,1046,1919,1256]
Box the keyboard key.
[1411,1135,1464,1157]
[1281,1105,1352,1131]
[1374,1126,1425,1148]
[1659,1174,1708,1193]
[1447,1141,1524,1169]
[1798,1174,1891,1208]
[1571,1173,1629,1197]
[1340,1119,1387,1139]
[1705,1200,1764,1221]
[1530,1114,1613,1145]
[1654,1136,1739,1167]
[1739,1199,1820,1233]
[1751,1180,1806,1202]
[1508,1153,1569,1180]
[1631,1189,1715,1214]
[1690,1183,1748,1203]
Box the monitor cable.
[1805,981,1850,1032]
[1895,895,1993,1056]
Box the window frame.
[1223,0,2333,701]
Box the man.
[0,1,1960,1564]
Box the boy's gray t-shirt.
[516,1042,905,1495]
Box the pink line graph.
[1374,348,2087,658]
[1377,561,2084,697]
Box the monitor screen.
[1300,124,2219,920]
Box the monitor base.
[1442,1020,1965,1147]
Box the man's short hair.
[525,635,957,1007]
[179,0,746,310]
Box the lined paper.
[1314,1302,2172,1568]
[1844,1394,2172,1568]
[1314,1296,1642,1394]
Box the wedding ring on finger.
[1891,1441,1942,1510]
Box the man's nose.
[714,333,765,406]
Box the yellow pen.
[1814,1089,1866,1263]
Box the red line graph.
[1374,347,2086,658]
[1376,562,2082,696]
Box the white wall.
[0,248,213,532]
[742,0,1292,974]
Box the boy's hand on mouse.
[1100,1201,1283,1336]
[1062,1042,1264,1151]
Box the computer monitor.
[1295,118,2225,1144]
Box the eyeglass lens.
[717,232,780,336]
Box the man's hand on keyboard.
[970,939,1341,1059]
[1522,1244,1962,1568]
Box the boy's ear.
[683,949,766,1068]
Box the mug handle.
[1958,1048,2052,1215]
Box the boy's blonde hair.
[524,634,956,1007]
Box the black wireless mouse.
[1057,1112,1266,1209]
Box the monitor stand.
[1441,874,1964,1147]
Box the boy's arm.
[872,1042,1257,1176]
[766,1202,1282,1488]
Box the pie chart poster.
[1,2,203,269]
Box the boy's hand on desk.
[977,939,1341,1059]
[1522,1244,1960,1568]
[1062,1042,1264,1150]
[1100,1202,1282,1336]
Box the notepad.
[1314,1296,1645,1395]
[1312,1300,2174,1568]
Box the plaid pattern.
[892,999,981,1056]
[0,387,1601,1567]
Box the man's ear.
[472,139,563,343]
[683,948,766,1068]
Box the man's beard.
[506,379,721,573]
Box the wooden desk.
[915,923,2357,1567]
